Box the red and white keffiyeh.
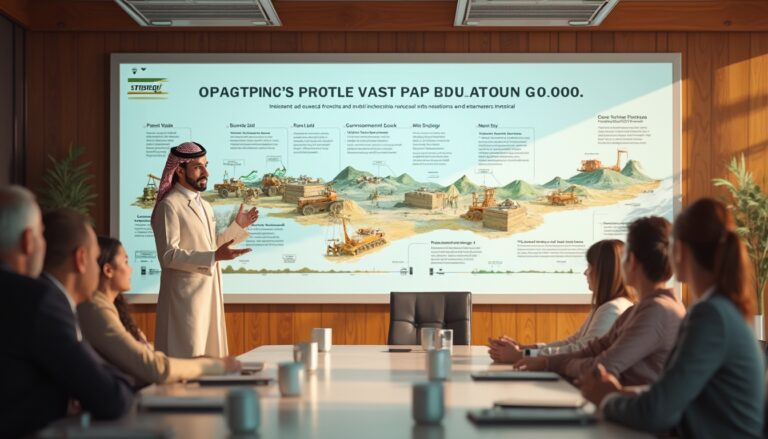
[152,141,207,218]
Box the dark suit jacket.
[0,268,133,438]
[604,292,765,439]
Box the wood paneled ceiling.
[1,0,768,32]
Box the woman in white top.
[489,239,634,363]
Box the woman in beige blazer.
[78,237,240,386]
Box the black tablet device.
[467,407,596,425]
[471,371,560,381]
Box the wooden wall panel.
[712,34,751,200]
[24,30,768,354]
[471,304,493,346]
[269,304,295,345]
[320,305,348,345]
[687,33,715,204]
[344,304,368,344]
[365,304,389,344]
[514,305,537,346]
[490,304,515,342]
[378,32,397,52]
[224,304,245,355]
[293,304,324,343]
[244,304,270,348]
[749,34,768,186]
[534,305,559,343]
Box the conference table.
[41,345,653,438]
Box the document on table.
[139,394,225,411]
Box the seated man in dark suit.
[0,186,133,438]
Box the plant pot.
[754,315,765,341]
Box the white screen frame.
[110,53,682,304]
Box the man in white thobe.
[151,142,258,358]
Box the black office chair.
[387,291,471,345]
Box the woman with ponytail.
[77,237,241,387]
[582,198,764,438]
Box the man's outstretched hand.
[235,203,259,229]
[215,239,251,261]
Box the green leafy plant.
[39,144,96,216]
[713,154,768,315]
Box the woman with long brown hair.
[488,239,634,363]
[582,198,764,438]
[515,216,686,386]
[78,236,241,387]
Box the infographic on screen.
[115,55,679,299]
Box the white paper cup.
[312,328,332,352]
[293,341,318,371]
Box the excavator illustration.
[461,187,496,221]
[261,165,288,196]
[214,170,249,198]
[578,148,628,173]
[326,216,387,256]
[297,186,344,216]
[546,185,583,206]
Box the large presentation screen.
[112,54,681,303]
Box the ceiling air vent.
[115,0,281,27]
[455,0,619,27]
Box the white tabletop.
[41,345,653,438]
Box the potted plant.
[39,144,96,216]
[713,154,768,340]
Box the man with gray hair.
[0,185,46,277]
[0,186,133,438]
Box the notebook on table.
[240,361,265,372]
[467,407,596,425]
[471,370,560,381]
[139,394,225,412]
[37,425,175,439]
[192,374,273,386]
[188,361,270,386]
[493,395,586,409]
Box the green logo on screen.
[127,78,168,99]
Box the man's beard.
[185,174,207,191]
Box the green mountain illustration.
[567,169,637,189]
[621,160,653,181]
[448,175,482,194]
[332,166,374,182]
[542,176,570,189]
[395,173,417,185]
[498,180,543,200]
[565,184,594,198]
